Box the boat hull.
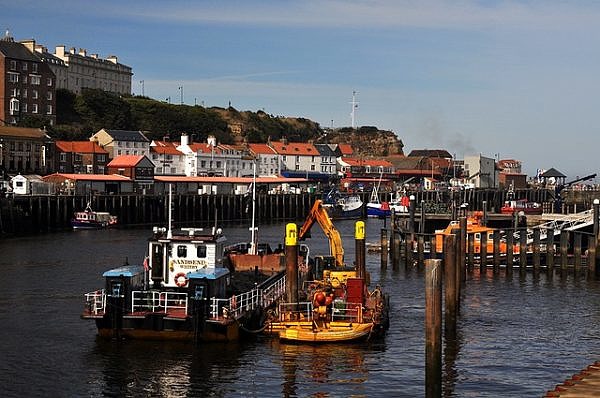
[89,314,240,342]
[366,204,391,218]
[323,205,363,220]
[272,321,374,343]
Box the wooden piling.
[355,221,366,279]
[560,230,569,270]
[418,235,425,266]
[506,231,514,274]
[574,233,582,271]
[380,228,388,269]
[493,231,500,272]
[588,235,596,274]
[444,235,457,335]
[459,217,467,284]
[533,229,541,270]
[519,228,527,270]
[546,228,555,271]
[480,230,488,271]
[425,259,442,398]
[467,233,475,269]
[285,223,298,304]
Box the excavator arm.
[298,200,344,267]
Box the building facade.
[0,33,57,126]
[55,140,108,174]
[90,129,150,159]
[0,125,54,175]
[248,143,279,176]
[463,154,498,188]
[51,45,131,95]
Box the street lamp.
[178,86,184,105]
[139,80,144,96]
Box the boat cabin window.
[194,285,205,300]
[475,233,481,240]
[177,245,187,258]
[197,245,207,258]
[111,282,123,297]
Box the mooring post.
[380,228,388,270]
[482,200,487,226]
[467,233,475,270]
[533,228,541,270]
[480,229,488,272]
[574,232,582,271]
[355,221,366,279]
[285,223,298,305]
[493,230,501,272]
[520,228,527,271]
[560,230,569,271]
[459,217,467,284]
[444,235,457,335]
[506,231,514,275]
[546,228,555,272]
[425,259,442,398]
[594,199,600,274]
[420,199,426,234]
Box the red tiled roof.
[269,141,317,156]
[55,141,107,154]
[189,143,223,154]
[338,144,354,155]
[107,155,145,167]
[248,143,277,155]
[151,141,182,155]
[43,173,132,182]
[155,176,308,184]
[340,157,393,167]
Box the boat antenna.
[213,206,218,235]
[249,161,258,255]
[167,184,173,239]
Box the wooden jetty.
[545,361,600,397]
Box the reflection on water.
[1,222,600,397]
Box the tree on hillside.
[75,89,133,132]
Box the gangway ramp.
[512,209,595,244]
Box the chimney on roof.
[107,55,118,64]
[55,45,65,58]
[20,39,36,53]
[282,137,288,145]
[163,135,170,142]
[79,48,87,56]
[180,134,189,146]
[91,53,98,59]
[70,47,76,54]
[207,135,217,147]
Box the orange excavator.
[298,200,357,288]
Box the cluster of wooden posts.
[385,200,600,398]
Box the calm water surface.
[1,219,599,397]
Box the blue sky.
[3,0,600,179]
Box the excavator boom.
[298,200,344,267]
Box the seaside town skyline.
[4,1,600,180]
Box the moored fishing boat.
[366,172,391,218]
[71,202,118,230]
[322,188,364,219]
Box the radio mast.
[350,91,359,129]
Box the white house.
[268,140,320,174]
[248,143,279,176]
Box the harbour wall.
[1,187,597,236]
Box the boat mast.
[249,161,257,255]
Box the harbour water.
[1,219,600,397]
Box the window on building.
[47,92,52,100]
[22,62,27,71]
[32,63,38,72]
[8,72,18,83]
[98,166,105,174]
[60,153,67,162]
[10,88,19,97]
[197,245,207,258]
[9,98,19,114]
[22,89,27,98]
[295,164,300,170]
[98,155,106,162]
[46,105,53,114]
[216,161,221,168]
[47,77,52,86]
[32,90,38,99]
[22,103,27,113]
[117,168,125,175]
[9,60,16,70]
[296,155,300,162]
[311,165,315,171]
[177,245,187,258]
[30,75,41,85]
[32,103,38,114]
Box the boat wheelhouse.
[71,203,118,230]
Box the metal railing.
[277,301,365,323]
[84,289,106,315]
[131,291,189,314]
